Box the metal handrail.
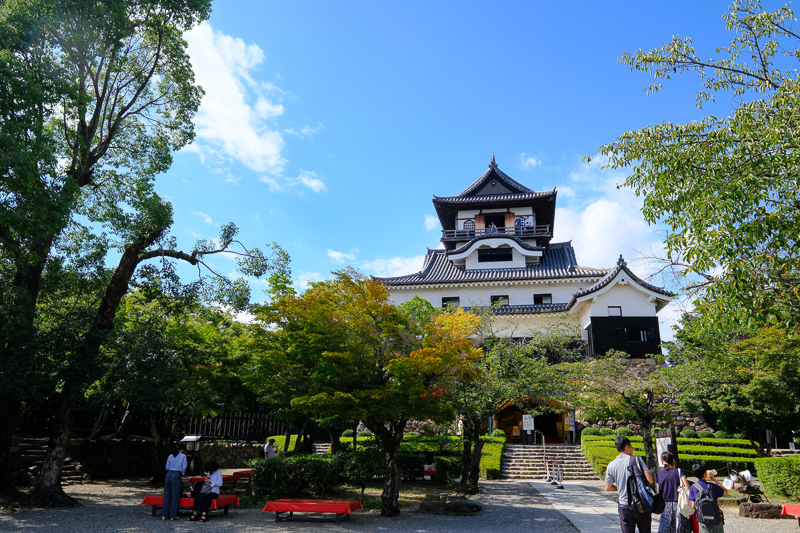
[441,225,551,239]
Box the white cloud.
[424,214,438,231]
[554,155,660,270]
[295,271,327,292]
[360,256,426,278]
[260,169,326,193]
[284,122,324,138]
[520,152,542,170]
[184,22,286,174]
[327,249,358,264]
[192,210,214,224]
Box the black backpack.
[695,480,721,526]
[627,456,654,516]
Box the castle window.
[491,295,509,306]
[534,293,552,304]
[608,306,622,317]
[441,297,460,308]
[478,248,513,262]
[627,327,653,342]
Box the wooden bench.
[263,499,363,523]
[140,494,240,517]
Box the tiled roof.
[457,163,535,196]
[446,234,543,255]
[568,255,675,304]
[432,190,557,205]
[375,242,608,286]
[464,303,569,315]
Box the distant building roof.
[375,241,608,286]
[568,255,675,305]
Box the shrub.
[341,429,355,438]
[397,452,425,481]
[581,427,601,436]
[250,455,338,500]
[650,427,663,436]
[491,429,507,438]
[734,432,748,440]
[681,429,698,438]
[335,445,383,501]
[754,456,800,501]
[358,429,375,438]
[714,431,732,439]
[434,455,461,489]
[697,431,715,439]
[599,428,614,436]
[479,436,505,480]
[616,427,634,437]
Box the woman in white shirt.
[188,460,222,522]
[161,446,187,520]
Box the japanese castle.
[376,156,673,359]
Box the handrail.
[441,225,551,239]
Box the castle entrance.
[494,403,567,444]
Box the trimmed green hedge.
[581,436,758,478]
[754,456,800,501]
[581,435,754,449]
[250,455,339,499]
[479,436,505,480]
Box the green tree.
[665,321,800,455]
[596,0,800,330]
[569,352,682,471]
[0,0,285,505]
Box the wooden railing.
[441,225,550,240]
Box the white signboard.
[522,415,535,431]
[656,437,671,468]
[568,411,575,431]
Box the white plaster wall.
[588,283,658,317]
[464,247,525,269]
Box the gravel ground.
[1,477,796,533]
[0,478,578,533]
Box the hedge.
[580,435,755,449]
[754,456,800,501]
[250,455,339,500]
[581,437,757,478]
[479,436,505,480]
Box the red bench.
[188,475,238,485]
[140,494,240,517]
[782,504,800,526]
[263,499,363,523]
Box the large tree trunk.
[467,434,484,492]
[641,415,656,473]
[460,422,484,493]
[365,417,407,517]
[29,381,79,507]
[283,423,292,452]
[327,427,341,454]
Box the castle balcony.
[441,224,551,243]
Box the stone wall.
[577,358,716,434]
[198,442,263,469]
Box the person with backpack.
[605,435,655,533]
[689,462,727,532]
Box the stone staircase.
[311,443,332,454]
[18,437,88,485]
[500,444,599,480]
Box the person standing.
[605,435,655,533]
[162,445,187,520]
[264,438,276,459]
[689,463,727,533]
[188,460,222,522]
[656,451,692,533]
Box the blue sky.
[158,1,760,336]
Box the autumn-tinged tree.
[249,270,480,517]
[597,0,800,330]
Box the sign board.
[567,411,575,431]
[522,415,535,431]
[655,437,671,467]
